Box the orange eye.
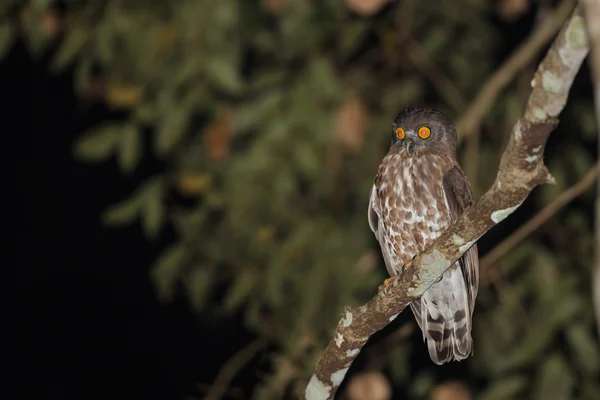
[418,126,431,139]
[395,127,405,140]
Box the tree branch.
[455,0,576,141]
[480,162,600,276]
[580,0,600,337]
[305,8,589,400]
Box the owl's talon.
[402,259,413,273]
[378,277,395,295]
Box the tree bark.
[305,8,589,400]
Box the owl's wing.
[367,185,379,237]
[368,184,398,276]
[410,164,479,364]
[442,165,479,313]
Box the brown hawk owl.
[368,107,479,364]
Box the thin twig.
[205,338,268,400]
[305,9,588,399]
[405,36,469,113]
[580,0,600,336]
[481,162,600,276]
[456,0,576,141]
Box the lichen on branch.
[305,8,589,400]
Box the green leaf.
[338,20,369,58]
[101,176,162,226]
[531,354,573,400]
[248,68,286,92]
[117,123,142,175]
[73,124,121,162]
[51,26,89,72]
[155,108,189,156]
[307,57,340,101]
[565,323,600,375]
[205,52,244,95]
[234,90,283,133]
[0,21,14,59]
[151,244,186,302]
[101,195,145,226]
[186,267,213,311]
[388,343,411,383]
[478,375,528,400]
[409,371,434,398]
[141,193,165,239]
[223,269,258,311]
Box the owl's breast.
[376,154,453,271]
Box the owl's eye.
[395,127,405,140]
[417,126,431,139]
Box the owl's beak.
[404,137,416,154]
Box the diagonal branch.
[480,162,600,276]
[455,0,576,141]
[305,8,589,400]
[580,0,600,336]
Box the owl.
[368,107,479,364]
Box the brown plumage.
[368,107,479,364]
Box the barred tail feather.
[410,266,474,365]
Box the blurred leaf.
[307,57,340,101]
[0,0,20,18]
[531,354,573,400]
[567,146,594,178]
[478,375,527,400]
[73,124,121,162]
[117,123,142,175]
[577,101,598,141]
[0,20,14,59]
[151,244,186,302]
[248,68,286,92]
[51,26,89,72]
[141,192,165,239]
[106,84,144,108]
[133,102,156,125]
[205,52,244,95]
[223,269,259,311]
[410,371,434,398]
[565,323,600,375]
[177,172,213,196]
[294,142,321,179]
[388,343,411,383]
[234,90,283,133]
[101,194,144,226]
[186,267,213,311]
[203,107,233,162]
[338,20,369,58]
[155,108,188,156]
[334,95,369,154]
[102,176,162,226]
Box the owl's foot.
[377,277,394,295]
[402,259,413,273]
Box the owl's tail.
[410,266,474,365]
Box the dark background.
[6,2,597,400]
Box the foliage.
[6,0,598,399]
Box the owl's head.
[391,107,458,157]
